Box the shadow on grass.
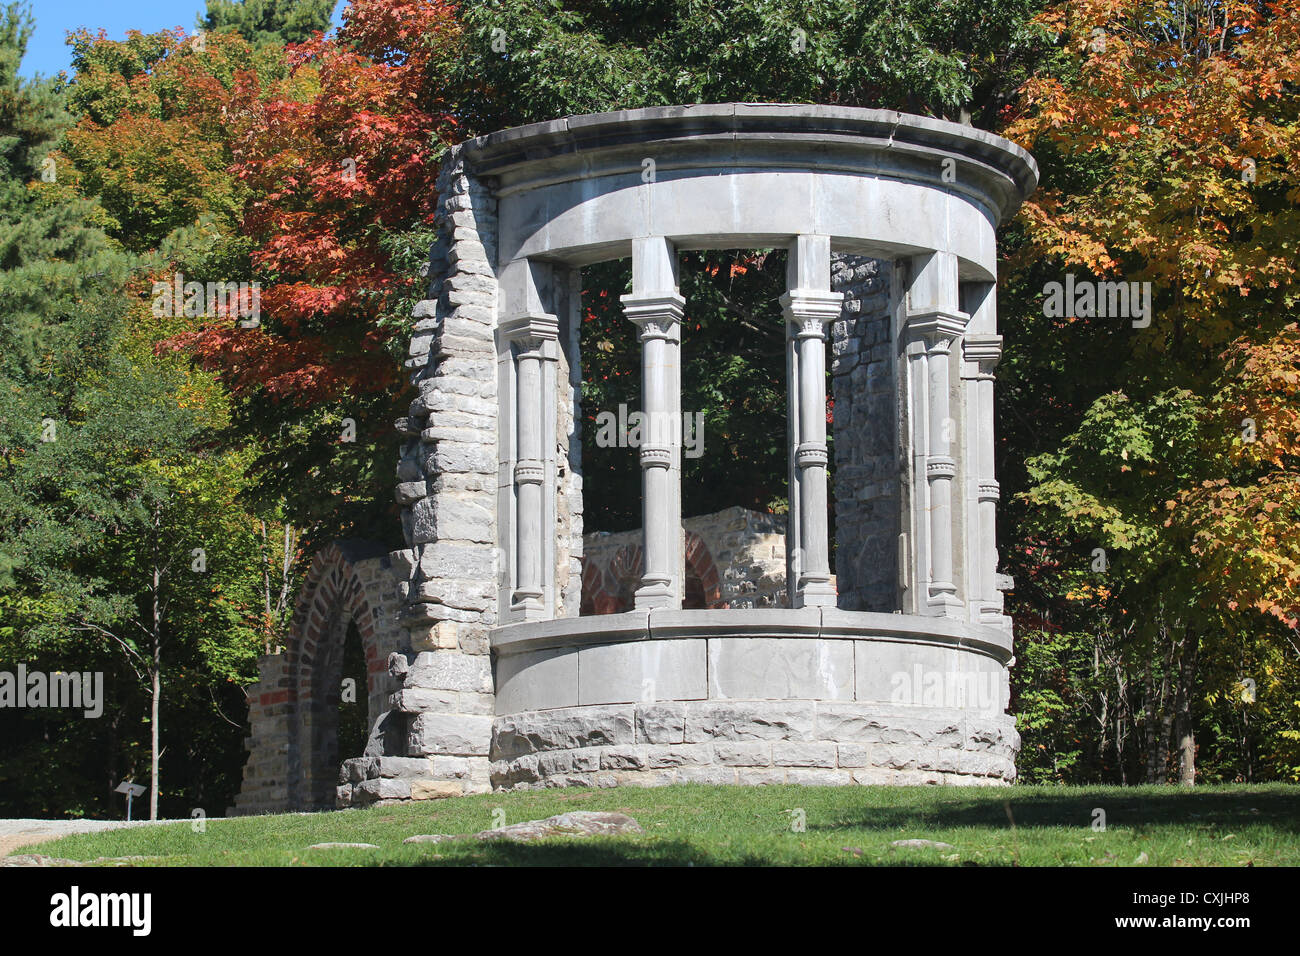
[807,787,1300,835]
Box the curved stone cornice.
[462,103,1038,224]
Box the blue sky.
[19,1,345,79]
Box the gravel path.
[0,818,176,859]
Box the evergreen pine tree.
[199,0,336,47]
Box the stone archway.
[288,546,387,808]
[233,540,395,814]
[683,531,723,609]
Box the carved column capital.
[905,308,968,351]
[621,292,685,340]
[783,291,844,345]
[796,442,829,467]
[500,311,560,357]
[513,460,545,485]
[963,333,1004,378]
[926,456,957,479]
[638,445,673,469]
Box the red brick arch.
[282,540,389,809]
[684,531,723,609]
[580,532,723,614]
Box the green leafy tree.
[0,4,271,817]
[998,0,1300,784]
[448,0,1051,134]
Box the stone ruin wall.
[581,507,789,613]
[237,149,511,813]
[830,255,900,613]
[234,150,993,814]
[353,144,506,804]
[233,542,407,815]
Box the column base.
[926,584,964,617]
[793,581,837,608]
[634,579,677,609]
[509,592,547,622]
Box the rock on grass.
[891,839,955,850]
[403,811,643,845]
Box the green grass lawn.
[24,783,1300,866]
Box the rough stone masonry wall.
[337,145,504,806]
[831,255,899,612]
[554,268,584,617]
[339,149,581,805]
[491,700,1017,790]
[233,653,293,815]
[243,147,586,811]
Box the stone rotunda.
[234,104,1038,813]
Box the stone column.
[621,237,685,609]
[904,252,967,617]
[514,331,547,615]
[962,282,1008,627]
[499,259,559,622]
[782,235,843,608]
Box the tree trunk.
[1116,711,1127,785]
[278,522,295,649]
[1145,623,1177,785]
[1157,708,1175,783]
[1094,641,1110,770]
[1114,661,1128,786]
[1242,706,1252,782]
[150,661,160,820]
[1175,628,1200,787]
[1142,659,1161,783]
[150,544,162,822]
[260,521,272,654]
[107,708,119,812]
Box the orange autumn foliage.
[164,0,461,403]
[1005,0,1300,628]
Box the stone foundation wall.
[490,607,1018,790]
[490,700,1017,790]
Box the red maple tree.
[165,0,461,404]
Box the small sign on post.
[115,780,147,821]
